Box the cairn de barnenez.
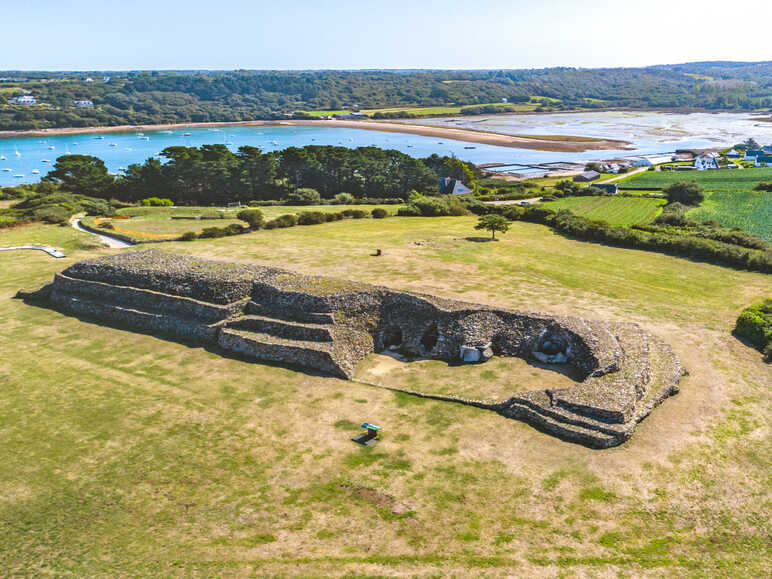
[19,250,685,448]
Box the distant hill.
[1,62,772,131]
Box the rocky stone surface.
[19,249,685,448]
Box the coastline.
[0,118,631,153]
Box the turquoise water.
[3,111,769,187]
[0,125,530,187]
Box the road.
[596,166,649,184]
[70,216,133,248]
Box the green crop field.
[1,216,770,576]
[623,167,772,191]
[542,196,666,226]
[623,168,772,239]
[688,190,772,241]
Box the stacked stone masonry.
[20,250,685,448]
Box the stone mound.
[19,249,685,448]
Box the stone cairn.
[18,249,685,448]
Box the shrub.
[98,221,115,230]
[286,188,321,205]
[223,223,246,235]
[396,204,422,217]
[350,209,367,219]
[237,208,265,229]
[734,299,772,359]
[265,214,298,229]
[655,202,689,226]
[333,192,355,204]
[141,197,173,207]
[33,206,70,224]
[199,226,229,238]
[371,208,388,219]
[180,231,198,241]
[297,211,327,225]
[664,181,704,206]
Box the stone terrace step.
[245,301,335,324]
[500,399,622,449]
[226,315,334,342]
[217,328,348,378]
[508,391,629,437]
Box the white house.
[694,154,719,170]
[632,157,653,167]
[73,100,94,108]
[8,95,36,105]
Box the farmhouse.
[593,183,618,194]
[745,149,764,161]
[573,170,600,182]
[439,177,473,195]
[726,149,741,158]
[8,95,36,105]
[694,153,719,170]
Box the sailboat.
[31,169,40,174]
[0,155,5,160]
[15,148,21,157]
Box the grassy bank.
[0,217,770,576]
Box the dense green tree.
[664,181,705,206]
[43,155,114,197]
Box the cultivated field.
[0,216,769,576]
[542,196,666,226]
[623,167,772,239]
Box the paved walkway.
[484,197,542,206]
[0,245,66,258]
[70,216,133,248]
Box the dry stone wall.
[19,249,684,448]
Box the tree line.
[42,146,478,204]
[6,64,772,130]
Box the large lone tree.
[475,214,510,240]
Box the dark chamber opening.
[420,323,438,353]
[383,327,403,348]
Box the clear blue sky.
[3,0,770,70]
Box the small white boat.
[31,169,40,174]
[137,133,144,137]
[95,135,105,140]
[41,159,50,163]
[183,132,192,136]
[2,168,12,172]
[109,143,118,147]
[161,130,173,134]
[225,141,234,145]
[48,145,55,150]
[13,174,24,178]
[271,140,279,145]
[140,136,150,140]
[15,149,21,156]
[0,155,5,160]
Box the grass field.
[1,216,770,576]
[81,204,401,241]
[542,196,666,226]
[623,166,772,191]
[623,167,772,239]
[361,102,540,116]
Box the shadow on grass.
[464,236,498,243]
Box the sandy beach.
[0,118,630,153]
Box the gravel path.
[70,217,133,248]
